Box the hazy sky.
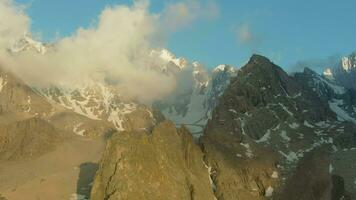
[14,0,356,70]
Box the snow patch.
[279,151,299,163]
[203,162,217,195]
[280,130,291,142]
[329,99,356,123]
[256,129,271,143]
[271,171,279,179]
[303,120,314,128]
[108,109,125,131]
[0,76,7,92]
[26,96,31,112]
[289,122,299,129]
[73,123,85,136]
[278,103,294,116]
[329,164,334,174]
[228,109,238,114]
[315,121,330,128]
[240,143,254,158]
[265,186,274,197]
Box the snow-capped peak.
[10,32,47,54]
[214,64,227,72]
[213,64,237,74]
[150,49,187,69]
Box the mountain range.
[0,35,355,200]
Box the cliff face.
[91,121,215,200]
[0,117,63,160]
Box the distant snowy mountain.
[323,52,356,90]
[39,82,140,131]
[9,33,48,54]
[6,40,237,135]
[153,57,237,136]
[150,49,188,70]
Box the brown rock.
[0,117,64,160]
[91,121,215,200]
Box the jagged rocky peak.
[236,54,300,99]
[150,48,188,72]
[241,54,284,75]
[213,64,236,74]
[90,121,215,200]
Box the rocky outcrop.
[276,148,334,200]
[0,117,64,160]
[91,121,215,200]
[0,194,7,200]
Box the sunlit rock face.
[90,121,216,200]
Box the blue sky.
[15,0,356,70]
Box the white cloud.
[0,0,218,103]
[0,0,30,48]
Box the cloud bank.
[0,0,218,103]
[0,0,29,48]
